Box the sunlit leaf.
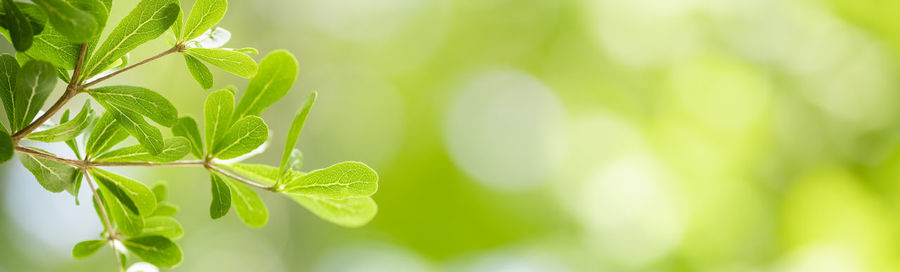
[141,216,183,240]
[288,195,377,228]
[151,182,167,202]
[72,240,106,259]
[85,111,129,157]
[19,149,77,192]
[182,0,226,41]
[211,115,267,160]
[216,172,267,227]
[151,202,178,217]
[83,0,179,77]
[282,162,378,199]
[96,188,143,236]
[204,88,233,153]
[88,85,178,127]
[183,54,212,89]
[184,48,256,78]
[27,100,93,142]
[94,138,190,163]
[279,92,316,179]
[218,163,283,186]
[89,168,157,216]
[233,50,297,118]
[172,116,203,158]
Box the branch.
[83,170,124,272]
[15,146,87,168]
[80,46,181,89]
[90,160,205,167]
[11,43,89,142]
[207,164,275,191]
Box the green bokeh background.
[4,0,900,271]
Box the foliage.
[0,0,379,270]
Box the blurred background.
[4,0,900,271]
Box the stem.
[15,146,87,167]
[80,46,180,89]
[90,160,205,167]
[207,164,274,191]
[84,170,124,272]
[11,43,88,143]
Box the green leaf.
[67,170,83,204]
[141,217,183,240]
[0,130,11,163]
[59,109,84,159]
[204,88,233,153]
[10,60,56,131]
[282,149,302,176]
[88,85,178,127]
[85,111,129,157]
[218,163,283,186]
[151,202,178,217]
[19,150,77,192]
[151,182,167,202]
[172,116,203,158]
[288,195,377,228]
[0,54,18,122]
[209,173,230,219]
[282,162,378,199]
[211,115,267,160]
[184,48,256,78]
[233,50,297,118]
[83,0,179,77]
[3,0,33,51]
[24,26,80,70]
[1,2,48,35]
[89,168,157,216]
[217,173,267,227]
[183,54,212,89]
[170,4,182,40]
[182,0,226,41]
[279,92,316,179]
[32,0,99,42]
[95,188,143,236]
[26,100,93,142]
[233,47,257,55]
[72,240,106,259]
[104,104,165,155]
[122,236,182,268]
[94,137,190,162]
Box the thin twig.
[84,170,124,272]
[15,146,87,167]
[80,46,180,89]
[207,164,274,191]
[90,160,205,167]
[11,43,89,142]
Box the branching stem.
[84,170,124,272]
[80,46,181,89]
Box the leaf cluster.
[0,0,378,270]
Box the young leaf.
[209,173,230,219]
[94,137,190,162]
[26,100,94,142]
[85,111,129,157]
[233,47,258,55]
[211,115,267,160]
[183,54,212,89]
[67,170,83,204]
[0,130,13,163]
[88,86,178,127]
[151,202,178,217]
[72,240,106,259]
[288,195,377,228]
[104,104,165,155]
[217,173,267,227]
[122,236,182,268]
[282,162,378,199]
[10,60,56,131]
[89,168,157,216]
[233,50,298,118]
[204,88,233,153]
[31,0,99,42]
[182,0,226,41]
[151,182,167,202]
[19,150,78,192]
[59,109,83,159]
[2,0,33,51]
[282,149,302,175]
[184,48,256,78]
[279,92,316,178]
[0,54,18,121]
[172,116,203,158]
[83,0,179,77]
[142,217,184,240]
[170,4,183,40]
[96,187,144,237]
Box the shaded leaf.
[0,130,11,163]
[24,26,80,70]
[95,188,143,236]
[19,149,77,192]
[10,60,56,131]
[89,168,157,216]
[183,54,212,89]
[85,111,129,157]
[122,235,182,268]
[104,104,165,155]
[233,50,297,118]
[2,0,32,51]
[209,173,230,219]
[172,116,203,158]
[32,0,99,42]
[0,54,18,121]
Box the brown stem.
[80,46,180,89]
[11,43,88,142]
[90,160,205,167]
[83,170,123,271]
[207,164,274,191]
[15,146,87,167]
